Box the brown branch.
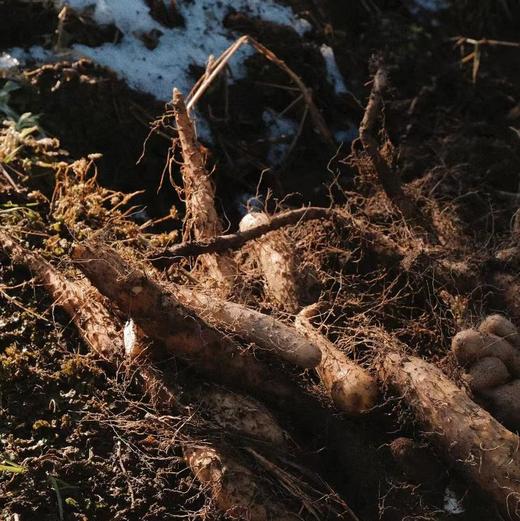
[158,207,333,259]
[358,62,432,232]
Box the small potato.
[466,357,511,393]
[482,380,520,431]
[479,314,520,350]
[451,329,484,365]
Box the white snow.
[443,487,465,515]
[320,44,347,94]
[25,0,313,101]
[262,109,298,166]
[0,53,20,70]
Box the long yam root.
[239,211,301,313]
[185,445,300,521]
[174,286,321,368]
[0,230,121,362]
[381,351,520,520]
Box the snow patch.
[29,0,313,101]
[0,53,20,70]
[320,44,347,94]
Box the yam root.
[0,237,307,519]
[358,61,429,231]
[174,286,321,368]
[124,320,290,447]
[239,211,301,313]
[172,88,236,294]
[296,304,378,415]
[452,315,520,431]
[71,241,312,410]
[0,230,121,363]
[185,445,299,521]
[381,351,520,519]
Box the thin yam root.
[452,314,520,430]
[358,60,433,235]
[174,286,321,368]
[0,230,121,362]
[71,241,311,410]
[296,304,378,415]
[381,351,520,520]
[172,88,235,295]
[239,211,301,313]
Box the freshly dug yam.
[175,287,321,368]
[191,386,288,447]
[482,380,520,431]
[184,445,299,521]
[239,211,301,314]
[466,356,511,393]
[381,352,520,519]
[389,437,445,487]
[295,305,377,415]
[479,314,520,349]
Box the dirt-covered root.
[295,303,377,415]
[0,230,121,362]
[239,211,301,313]
[381,350,520,520]
[185,445,300,521]
[71,240,316,411]
[451,314,520,430]
[172,88,236,295]
[174,286,321,368]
